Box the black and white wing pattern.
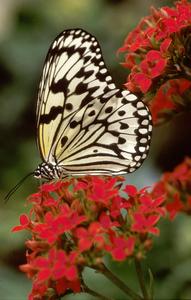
[35,28,152,180]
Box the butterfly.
[34,28,152,180]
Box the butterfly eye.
[34,169,41,178]
[35,29,152,179]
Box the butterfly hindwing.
[51,90,151,175]
[36,28,152,177]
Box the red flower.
[75,222,105,251]
[145,51,167,78]
[131,213,160,235]
[124,185,147,197]
[166,193,184,220]
[99,212,119,228]
[108,235,136,261]
[55,278,81,295]
[152,157,191,219]
[12,214,30,232]
[39,181,64,192]
[24,248,80,299]
[150,79,191,123]
[89,177,119,204]
[13,176,166,299]
[119,0,191,124]
[149,82,176,123]
[127,72,152,93]
[172,158,191,181]
[28,281,47,300]
[33,207,86,245]
[138,194,165,216]
[160,38,172,53]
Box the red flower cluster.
[152,157,191,220]
[13,176,165,299]
[119,0,191,124]
[150,78,191,123]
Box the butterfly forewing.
[37,29,117,162]
[36,28,152,178]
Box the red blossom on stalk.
[107,235,136,261]
[152,157,191,219]
[131,213,160,235]
[13,176,165,299]
[12,214,30,232]
[119,0,191,124]
[75,222,105,251]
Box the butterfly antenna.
[4,172,34,203]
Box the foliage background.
[1,0,191,299]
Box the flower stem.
[92,263,143,300]
[83,283,114,300]
[134,258,150,300]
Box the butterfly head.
[34,162,60,180]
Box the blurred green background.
[1,0,191,299]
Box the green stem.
[83,283,114,300]
[134,258,150,300]
[92,263,143,300]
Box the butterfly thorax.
[34,162,63,180]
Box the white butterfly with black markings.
[34,28,152,180]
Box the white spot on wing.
[138,109,148,116]
[100,68,107,74]
[54,52,80,82]
[139,128,148,134]
[121,90,130,97]
[64,35,73,47]
[126,94,137,101]
[66,59,84,80]
[108,83,115,89]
